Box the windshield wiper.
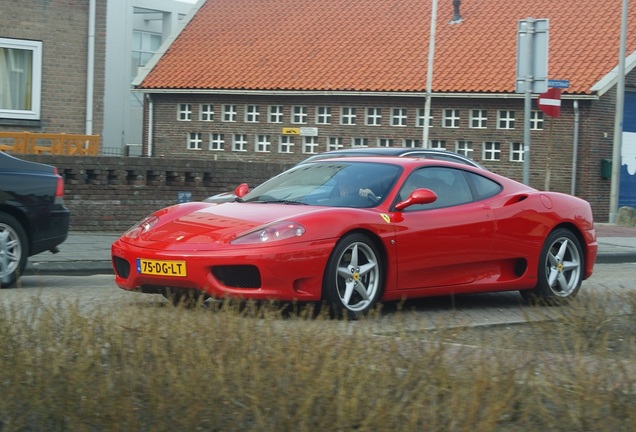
[258,199,308,205]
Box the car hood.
[125,202,353,250]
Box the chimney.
[450,0,462,24]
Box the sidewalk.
[24,224,636,276]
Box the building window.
[483,141,501,161]
[302,136,319,154]
[316,106,332,124]
[268,105,283,123]
[233,134,248,152]
[497,110,516,129]
[279,135,294,153]
[209,133,224,151]
[455,140,473,158]
[256,134,271,152]
[378,138,394,147]
[391,108,408,126]
[510,142,524,162]
[404,139,421,148]
[0,38,42,120]
[430,140,446,150]
[187,132,202,150]
[328,137,343,151]
[245,105,260,123]
[470,109,487,129]
[200,104,214,121]
[443,109,460,128]
[223,104,237,122]
[131,31,161,78]
[292,106,308,124]
[417,108,434,127]
[178,103,192,121]
[366,107,382,126]
[352,137,368,147]
[531,110,544,130]
[341,107,357,125]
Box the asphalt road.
[4,262,634,330]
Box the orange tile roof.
[139,0,636,95]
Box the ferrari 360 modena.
[112,156,597,318]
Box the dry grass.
[0,293,635,432]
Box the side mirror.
[394,188,437,211]
[234,183,249,198]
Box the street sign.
[537,87,561,117]
[282,127,300,135]
[548,79,570,89]
[300,127,318,137]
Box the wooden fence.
[0,132,100,156]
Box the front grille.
[113,256,130,278]
[211,265,261,288]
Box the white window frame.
[233,134,248,152]
[391,108,408,126]
[209,133,225,151]
[199,104,214,121]
[340,107,357,125]
[223,104,237,122]
[244,105,260,123]
[351,137,368,147]
[430,139,446,150]
[256,134,271,152]
[178,103,192,121]
[327,137,343,151]
[531,110,544,130]
[278,135,294,153]
[0,38,42,120]
[443,108,460,128]
[316,106,332,124]
[187,132,202,150]
[268,105,283,123]
[455,140,473,158]
[417,108,433,127]
[497,110,516,129]
[365,107,382,126]
[482,141,501,161]
[470,109,487,129]
[292,105,308,124]
[510,142,524,162]
[403,139,421,148]
[377,138,394,147]
[302,136,319,154]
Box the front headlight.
[231,221,306,245]
[124,215,159,239]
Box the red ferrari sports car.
[112,156,597,317]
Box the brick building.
[134,0,636,222]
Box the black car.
[204,147,483,203]
[0,152,70,287]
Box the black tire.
[322,233,384,319]
[521,228,584,305]
[0,213,28,288]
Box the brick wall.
[21,155,293,232]
[0,0,106,133]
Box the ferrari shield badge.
[381,213,391,224]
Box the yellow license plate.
[137,259,187,277]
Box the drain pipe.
[146,94,153,157]
[571,100,579,195]
[85,0,96,136]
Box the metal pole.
[523,19,535,186]
[609,0,628,223]
[422,0,438,149]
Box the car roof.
[301,147,484,169]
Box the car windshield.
[242,161,402,208]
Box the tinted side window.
[398,167,473,211]
[466,171,502,200]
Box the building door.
[621,91,636,208]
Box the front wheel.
[521,228,584,305]
[0,213,28,288]
[322,233,383,319]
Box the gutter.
[146,94,153,157]
[572,101,579,195]
[85,0,96,135]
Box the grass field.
[0,291,634,431]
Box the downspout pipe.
[85,0,96,136]
[571,101,579,195]
[147,94,153,157]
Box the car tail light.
[54,167,65,204]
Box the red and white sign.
[537,88,561,117]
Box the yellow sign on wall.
[282,128,300,135]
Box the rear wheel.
[322,233,383,319]
[521,228,584,305]
[0,213,28,288]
